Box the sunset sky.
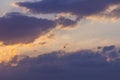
[0,0,120,80]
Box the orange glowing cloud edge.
[0,32,57,63]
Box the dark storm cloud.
[16,0,120,16]
[0,12,56,45]
[0,45,120,80]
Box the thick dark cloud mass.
[16,0,120,16]
[0,12,56,45]
[0,45,120,80]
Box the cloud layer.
[0,12,80,45]
[0,12,56,45]
[16,0,120,17]
[1,0,119,45]
[0,45,120,80]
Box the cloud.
[16,0,120,17]
[87,5,120,21]
[15,0,120,23]
[0,45,120,80]
[0,12,56,45]
[56,16,79,29]
[99,45,120,61]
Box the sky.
[0,0,120,80]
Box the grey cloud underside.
[0,45,120,80]
[56,16,78,27]
[0,12,56,45]
[17,0,120,17]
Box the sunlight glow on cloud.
[0,46,17,63]
[86,4,120,22]
[0,0,120,79]
[0,0,120,63]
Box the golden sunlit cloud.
[0,47,17,63]
[0,31,57,62]
[11,2,30,12]
[11,3,19,8]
